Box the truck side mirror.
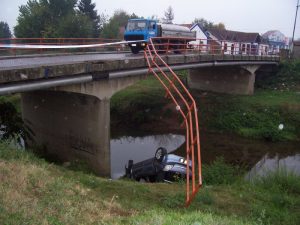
[153,24,156,29]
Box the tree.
[101,10,138,39]
[14,0,48,37]
[78,0,104,37]
[57,13,93,38]
[0,21,12,38]
[162,6,174,24]
[14,0,92,38]
[193,17,226,30]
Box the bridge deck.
[0,53,279,85]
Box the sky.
[0,0,299,38]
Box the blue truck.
[124,18,196,54]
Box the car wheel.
[125,160,133,178]
[154,147,167,162]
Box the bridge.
[0,37,280,205]
[0,38,279,172]
[0,38,280,202]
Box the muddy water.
[110,130,300,179]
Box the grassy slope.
[197,89,300,141]
[0,143,299,225]
[111,62,300,141]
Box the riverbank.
[111,61,300,142]
[0,142,299,225]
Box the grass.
[0,143,299,225]
[197,89,300,141]
[110,67,300,141]
[111,76,168,127]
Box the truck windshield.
[126,21,147,31]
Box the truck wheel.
[130,46,140,54]
[154,147,167,162]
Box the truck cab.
[124,19,158,54]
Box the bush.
[256,60,300,91]
[202,157,236,185]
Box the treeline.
[0,1,226,39]
[13,0,139,39]
[14,0,106,38]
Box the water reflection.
[246,153,300,180]
[110,134,185,179]
[110,130,300,180]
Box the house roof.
[206,28,262,43]
[190,23,205,32]
[262,30,284,38]
[293,41,300,46]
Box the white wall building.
[189,24,208,52]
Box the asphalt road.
[0,52,143,71]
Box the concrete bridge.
[0,52,279,176]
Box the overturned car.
[125,147,192,182]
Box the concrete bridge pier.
[188,65,261,95]
[21,75,146,176]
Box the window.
[126,21,147,31]
[242,44,246,52]
[149,21,156,30]
[246,44,250,54]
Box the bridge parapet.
[0,53,279,87]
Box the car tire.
[154,147,167,162]
[125,160,133,178]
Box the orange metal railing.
[149,37,278,56]
[144,38,202,207]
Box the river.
[110,129,300,179]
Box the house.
[189,25,268,55]
[205,28,269,55]
[293,41,300,58]
[262,30,289,54]
[189,24,208,52]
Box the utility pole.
[291,0,300,55]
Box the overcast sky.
[0,0,299,38]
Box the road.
[0,53,142,71]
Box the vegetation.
[0,143,299,224]
[14,0,102,38]
[100,10,138,39]
[111,65,300,141]
[162,6,174,24]
[12,1,228,39]
[0,21,12,39]
[197,89,300,141]
[256,60,300,91]
[78,0,105,37]
[193,17,226,30]
[0,96,25,144]
[111,76,167,128]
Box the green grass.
[111,76,168,126]
[197,89,300,141]
[256,60,300,91]
[0,94,21,113]
[0,143,299,225]
[110,68,300,141]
